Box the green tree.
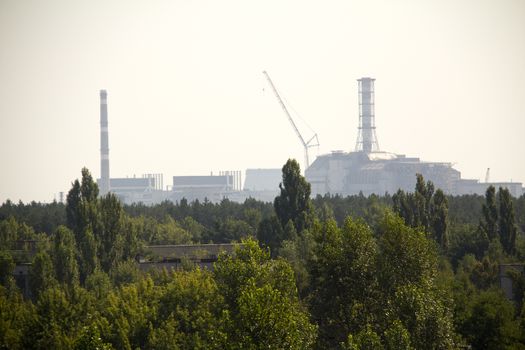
[155,269,226,349]
[0,286,35,350]
[257,215,284,257]
[498,187,517,255]
[415,173,434,231]
[431,189,449,250]
[308,218,378,347]
[383,320,413,350]
[376,213,438,292]
[104,276,158,350]
[73,323,114,350]
[146,315,183,350]
[52,226,79,286]
[110,259,140,287]
[33,286,78,349]
[66,168,101,281]
[0,217,19,250]
[309,213,457,349]
[460,289,522,349]
[274,159,314,234]
[66,168,130,276]
[29,251,56,299]
[0,251,14,289]
[99,193,124,271]
[214,238,317,349]
[393,174,449,249]
[78,226,99,281]
[84,268,111,301]
[377,214,456,349]
[344,325,383,350]
[480,186,498,241]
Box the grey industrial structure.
[305,78,524,198]
[99,90,110,195]
[96,82,523,205]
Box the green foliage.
[456,254,498,290]
[376,213,438,291]
[104,276,158,350]
[214,238,317,349]
[432,189,449,250]
[478,186,519,257]
[448,223,488,265]
[383,320,412,350]
[0,200,65,235]
[393,174,449,250]
[29,251,56,299]
[111,259,140,287]
[344,325,383,350]
[78,226,98,283]
[498,188,518,256]
[0,252,14,289]
[130,215,192,245]
[0,286,35,349]
[460,289,521,349]
[73,323,114,350]
[236,280,316,349]
[99,193,125,271]
[274,159,314,234]
[256,215,285,256]
[2,168,525,349]
[278,227,317,297]
[0,216,35,251]
[309,213,457,349]
[33,286,79,349]
[156,269,225,349]
[53,226,79,286]
[213,217,254,243]
[85,268,111,301]
[309,218,379,346]
[66,168,134,278]
[481,186,499,241]
[146,315,183,350]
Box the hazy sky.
[1,0,524,203]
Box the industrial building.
[96,83,522,205]
[305,78,524,197]
[170,171,242,203]
[241,168,281,202]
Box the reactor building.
[305,77,524,197]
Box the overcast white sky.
[1,0,524,203]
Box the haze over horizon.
[1,0,524,203]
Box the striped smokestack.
[100,90,110,195]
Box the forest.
[1,159,525,349]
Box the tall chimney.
[355,77,380,153]
[100,90,110,195]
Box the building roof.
[173,175,231,187]
[110,177,154,188]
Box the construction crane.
[262,70,319,170]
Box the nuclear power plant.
[96,79,523,205]
[305,78,523,197]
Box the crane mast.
[263,70,319,169]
